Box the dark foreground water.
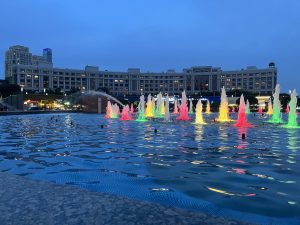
[0,113,299,225]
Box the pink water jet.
[176,90,190,121]
[105,101,113,118]
[258,106,263,114]
[231,107,236,113]
[234,94,252,127]
[173,100,179,114]
[120,105,133,121]
[286,105,290,114]
[130,103,134,114]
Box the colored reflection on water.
[0,113,299,225]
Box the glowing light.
[206,100,211,114]
[105,101,113,118]
[266,98,273,115]
[232,168,246,174]
[258,106,263,113]
[136,95,147,122]
[246,100,250,114]
[130,103,134,114]
[154,92,164,118]
[286,105,290,114]
[195,99,206,124]
[234,94,252,127]
[231,107,235,113]
[216,87,232,122]
[173,99,179,114]
[176,90,190,121]
[151,97,156,116]
[145,94,154,118]
[120,105,133,121]
[161,100,165,115]
[283,89,299,129]
[268,84,283,123]
[112,104,119,118]
[207,186,256,197]
[105,101,119,119]
[207,187,234,196]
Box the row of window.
[220,72,275,78]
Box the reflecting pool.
[0,113,299,225]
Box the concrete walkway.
[0,172,252,225]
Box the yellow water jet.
[217,87,231,122]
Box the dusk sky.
[1,0,300,92]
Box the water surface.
[0,113,299,224]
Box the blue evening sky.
[1,0,299,92]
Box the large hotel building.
[5,45,277,96]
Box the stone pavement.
[0,172,253,225]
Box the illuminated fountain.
[105,102,119,119]
[206,100,211,114]
[286,105,290,114]
[234,94,252,127]
[266,98,273,115]
[161,100,165,115]
[155,92,164,118]
[195,99,206,124]
[189,99,194,114]
[116,105,120,115]
[151,97,156,116]
[283,89,299,129]
[268,84,283,123]
[120,105,132,121]
[231,107,235,113]
[105,101,113,118]
[164,95,171,122]
[112,104,119,118]
[176,90,190,120]
[145,94,154,118]
[246,100,250,114]
[130,103,134,114]
[217,87,231,122]
[136,95,147,122]
[174,99,179,114]
[258,106,263,114]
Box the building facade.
[5,45,277,96]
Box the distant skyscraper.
[43,48,52,63]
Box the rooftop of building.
[6,45,276,74]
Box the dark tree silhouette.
[0,83,21,98]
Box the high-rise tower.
[43,48,52,63]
